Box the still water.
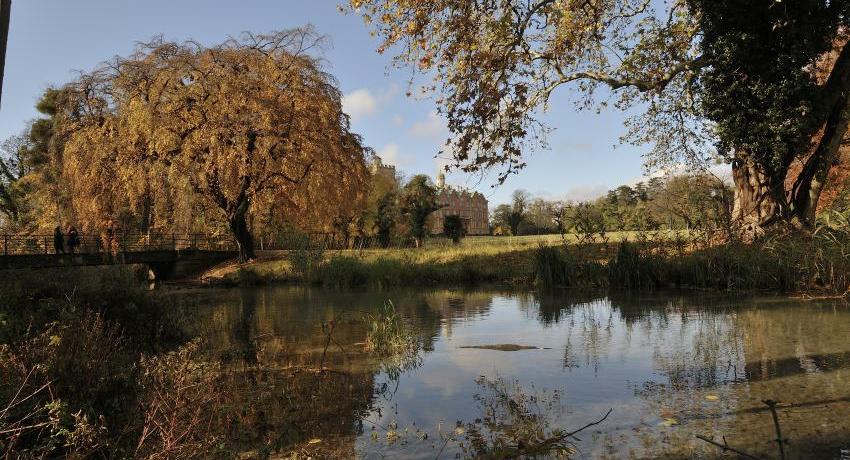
[182,287,850,459]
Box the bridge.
[0,230,426,279]
[0,233,237,280]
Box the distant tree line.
[490,175,733,236]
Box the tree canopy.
[399,174,441,247]
[348,0,850,235]
[0,89,66,230]
[57,28,370,260]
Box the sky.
[0,0,656,207]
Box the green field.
[424,230,691,249]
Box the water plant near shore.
[530,229,850,294]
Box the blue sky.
[0,0,652,206]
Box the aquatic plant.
[363,301,416,358]
[454,376,611,459]
[361,376,612,459]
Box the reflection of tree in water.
[650,313,745,390]
[362,375,611,459]
[737,304,850,381]
[233,288,259,365]
[181,288,850,458]
[420,289,495,338]
[627,300,850,459]
[172,287,448,456]
[532,290,603,326]
[561,302,615,374]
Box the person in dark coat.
[53,226,65,254]
[67,226,80,254]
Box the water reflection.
[181,287,850,458]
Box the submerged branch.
[695,435,762,460]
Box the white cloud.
[558,185,610,203]
[409,111,448,138]
[380,83,401,103]
[391,114,404,126]
[641,162,733,185]
[342,84,401,122]
[377,143,414,168]
[342,89,377,121]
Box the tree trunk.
[0,0,10,108]
[229,208,256,262]
[792,88,850,225]
[730,150,784,241]
[729,41,850,237]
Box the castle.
[370,155,397,182]
[370,156,489,236]
[431,173,489,235]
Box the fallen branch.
[564,408,613,439]
[696,435,762,459]
[507,408,614,456]
[763,399,788,460]
[697,398,790,460]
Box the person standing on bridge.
[53,226,65,254]
[102,220,119,257]
[67,225,80,254]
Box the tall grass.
[531,231,850,294]
[214,226,850,294]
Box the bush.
[529,230,850,294]
[135,340,227,459]
[443,214,466,244]
[287,235,325,278]
[314,256,369,288]
[0,312,133,458]
[533,245,608,289]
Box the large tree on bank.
[58,28,370,261]
[348,0,850,238]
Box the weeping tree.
[59,28,370,261]
[348,0,850,239]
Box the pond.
[181,286,850,459]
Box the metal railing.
[1,232,236,256]
[253,232,416,251]
[3,231,615,256]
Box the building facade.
[370,156,397,182]
[431,174,489,236]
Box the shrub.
[0,312,132,458]
[534,244,575,288]
[443,214,466,244]
[287,235,325,278]
[315,256,369,288]
[135,340,227,459]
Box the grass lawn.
[205,230,693,287]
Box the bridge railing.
[253,232,418,251]
[2,230,518,256]
[1,232,236,256]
